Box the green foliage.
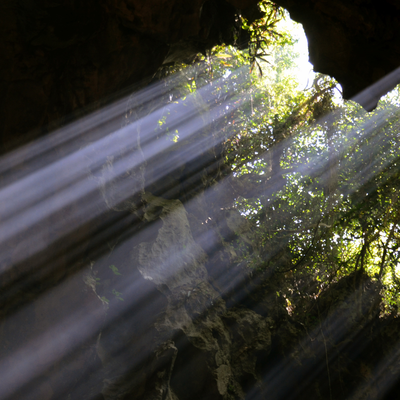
[109,265,122,276]
[112,289,124,302]
[233,83,400,315]
[144,7,400,317]
[241,1,286,75]
[199,21,399,315]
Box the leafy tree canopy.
[151,3,400,318]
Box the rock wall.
[0,0,258,152]
[275,0,400,106]
[3,0,400,150]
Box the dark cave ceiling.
[1,0,400,149]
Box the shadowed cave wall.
[2,0,400,150]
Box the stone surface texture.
[275,0,400,103]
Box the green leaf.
[109,265,122,276]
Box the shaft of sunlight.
[1,51,400,399]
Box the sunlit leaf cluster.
[151,5,400,316]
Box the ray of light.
[352,66,400,111]
[0,65,250,270]
[0,59,399,400]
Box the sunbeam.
[1,52,400,400]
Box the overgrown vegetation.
[151,2,400,318]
